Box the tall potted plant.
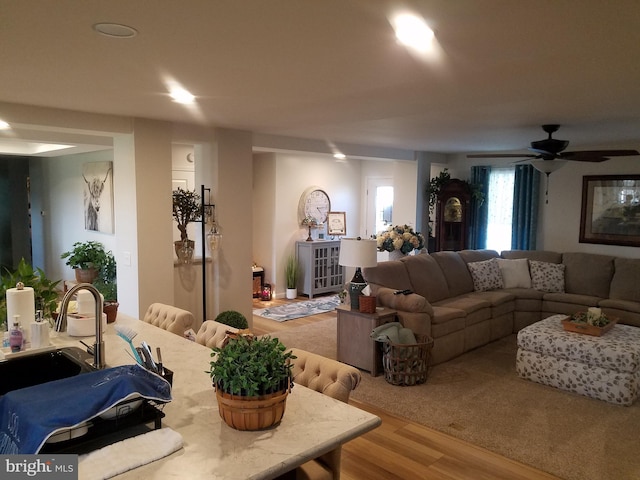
[93,250,118,323]
[208,334,296,431]
[172,187,202,262]
[60,241,110,283]
[284,254,299,300]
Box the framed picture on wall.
[327,211,346,236]
[579,174,640,247]
[82,161,114,234]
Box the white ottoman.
[516,314,640,405]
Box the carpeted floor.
[271,317,640,480]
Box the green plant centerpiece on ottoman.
[208,333,296,430]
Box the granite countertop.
[46,313,381,479]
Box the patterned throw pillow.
[529,260,565,293]
[467,258,504,292]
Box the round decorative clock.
[298,187,331,224]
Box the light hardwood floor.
[252,297,560,480]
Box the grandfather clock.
[435,179,471,251]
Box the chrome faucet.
[55,283,106,369]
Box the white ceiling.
[2,0,640,157]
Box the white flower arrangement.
[375,224,425,254]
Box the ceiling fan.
[467,124,639,163]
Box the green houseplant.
[214,310,249,330]
[284,254,299,300]
[93,250,118,323]
[208,334,296,430]
[0,258,61,329]
[172,187,202,262]
[60,241,110,283]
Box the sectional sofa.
[362,250,640,365]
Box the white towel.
[78,428,183,480]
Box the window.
[485,168,515,252]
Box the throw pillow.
[467,258,504,292]
[496,258,532,288]
[529,260,565,293]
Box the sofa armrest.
[371,285,434,316]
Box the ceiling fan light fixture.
[530,159,567,175]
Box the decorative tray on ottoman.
[561,311,618,337]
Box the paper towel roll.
[6,286,35,342]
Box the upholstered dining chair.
[194,320,240,348]
[278,348,362,480]
[142,303,194,337]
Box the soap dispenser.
[9,315,23,353]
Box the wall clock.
[298,187,331,224]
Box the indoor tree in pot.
[60,241,109,283]
[208,333,296,431]
[284,254,299,300]
[172,187,202,263]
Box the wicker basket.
[382,334,433,386]
[359,295,377,313]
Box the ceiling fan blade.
[467,153,538,159]
[560,149,640,162]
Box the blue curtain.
[512,164,540,250]
[469,166,491,249]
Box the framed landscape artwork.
[579,175,640,247]
[327,211,346,236]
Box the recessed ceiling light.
[169,87,196,104]
[0,120,10,130]
[92,23,138,38]
[392,14,434,52]
[333,153,346,160]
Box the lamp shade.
[339,238,377,268]
[530,159,567,174]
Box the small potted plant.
[214,310,249,329]
[60,241,110,283]
[93,250,118,323]
[172,187,202,262]
[208,334,296,431]
[0,258,61,329]
[284,254,299,300]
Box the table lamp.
[338,237,377,310]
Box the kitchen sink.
[0,346,95,396]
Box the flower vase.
[389,250,406,261]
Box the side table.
[336,305,397,376]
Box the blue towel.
[0,364,171,454]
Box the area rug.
[253,295,340,322]
[272,317,640,480]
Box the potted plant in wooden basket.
[284,254,299,300]
[207,333,296,431]
[93,250,118,323]
[60,241,110,283]
[172,187,202,263]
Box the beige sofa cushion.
[609,258,640,302]
[363,259,412,292]
[401,254,450,302]
[502,250,562,263]
[563,252,614,298]
[496,258,532,288]
[431,251,475,297]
